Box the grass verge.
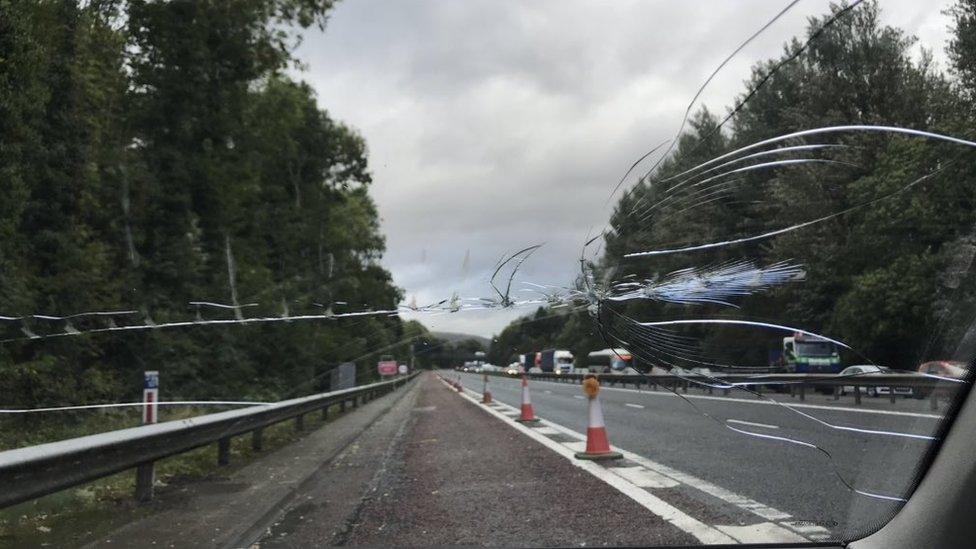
[0,403,346,548]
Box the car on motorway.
[836,365,918,398]
[918,360,968,378]
[838,365,886,397]
[913,360,969,397]
[505,362,523,376]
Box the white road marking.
[491,375,943,420]
[716,523,808,543]
[539,417,797,522]
[507,397,829,539]
[573,395,585,400]
[563,441,587,452]
[474,372,935,440]
[449,373,831,541]
[611,466,679,488]
[727,418,779,429]
[625,403,645,409]
[442,378,736,544]
[532,426,560,435]
[544,390,552,394]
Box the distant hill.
[432,331,491,349]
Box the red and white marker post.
[136,370,160,501]
[482,373,492,404]
[515,375,540,424]
[575,375,622,460]
[142,370,159,425]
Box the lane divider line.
[625,403,645,409]
[434,375,736,545]
[727,418,779,429]
[448,374,832,542]
[502,375,943,419]
[524,406,830,541]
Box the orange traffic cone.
[482,373,492,404]
[515,375,540,423]
[575,375,622,460]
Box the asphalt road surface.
[76,370,952,547]
[260,374,700,547]
[455,370,949,541]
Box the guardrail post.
[135,462,154,502]
[930,388,939,411]
[854,389,862,406]
[683,380,689,393]
[252,428,263,451]
[833,386,840,400]
[218,437,231,465]
[322,405,329,420]
[724,387,730,396]
[789,385,796,398]
[295,414,304,431]
[799,385,806,401]
[889,388,896,404]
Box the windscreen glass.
[1,1,974,547]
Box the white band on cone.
[589,394,606,428]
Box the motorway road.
[261,374,700,547]
[455,370,950,540]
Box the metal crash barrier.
[0,373,418,508]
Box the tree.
[492,0,976,371]
[0,0,405,420]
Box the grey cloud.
[295,0,952,336]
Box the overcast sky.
[293,0,954,338]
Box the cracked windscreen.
[1,0,974,547]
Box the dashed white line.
[625,403,645,409]
[486,374,943,420]
[449,373,832,542]
[573,395,585,400]
[727,418,779,429]
[444,379,736,544]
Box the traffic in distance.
[455,332,969,400]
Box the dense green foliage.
[0,0,413,412]
[492,1,976,371]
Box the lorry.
[776,333,842,374]
[586,348,634,374]
[539,349,574,374]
